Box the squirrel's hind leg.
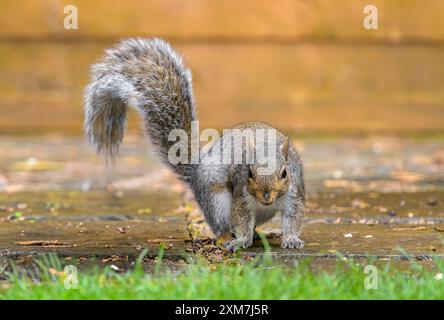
[191,180,232,238]
[224,197,255,252]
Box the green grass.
[1,254,444,299]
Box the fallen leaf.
[427,198,438,206]
[14,240,67,246]
[433,227,444,232]
[116,227,126,234]
[48,268,64,276]
[392,226,427,231]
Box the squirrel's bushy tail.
[84,38,197,183]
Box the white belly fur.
[245,193,284,226]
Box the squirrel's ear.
[281,136,290,161]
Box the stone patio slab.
[0,219,191,258]
[255,222,444,259]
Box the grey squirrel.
[84,38,305,251]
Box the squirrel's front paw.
[281,236,304,249]
[224,237,253,253]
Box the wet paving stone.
[0,219,191,258]
[0,135,443,268]
[0,190,183,219]
[306,191,444,218]
[256,222,444,259]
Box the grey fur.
[84,38,305,251]
[84,37,196,182]
[193,123,305,251]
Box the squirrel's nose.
[263,192,270,201]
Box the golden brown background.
[1,0,443,135]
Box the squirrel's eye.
[248,167,254,179]
[281,169,287,179]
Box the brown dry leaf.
[390,171,425,183]
[145,239,165,243]
[14,240,67,246]
[116,227,126,234]
[101,255,120,263]
[48,268,65,276]
[216,234,233,244]
[433,226,444,232]
[392,226,427,231]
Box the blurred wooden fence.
[0,0,444,134]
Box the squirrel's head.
[246,136,291,206]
